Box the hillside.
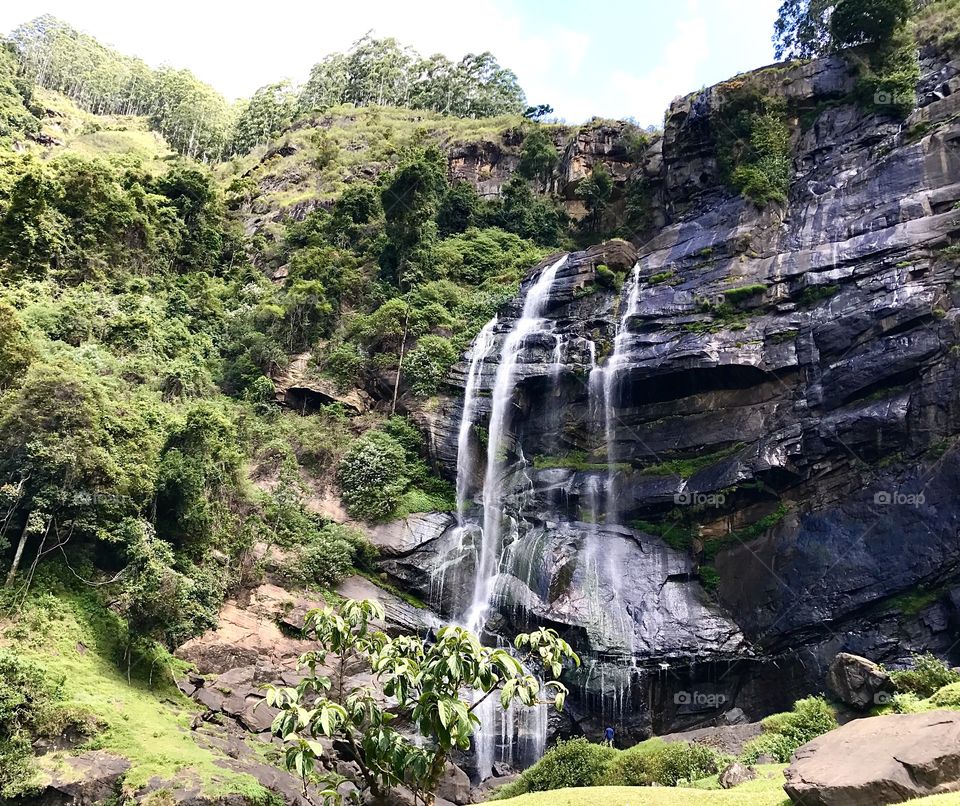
[0,2,959,805]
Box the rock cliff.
[383,41,960,744]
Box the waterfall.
[446,254,567,782]
[465,255,568,634]
[602,263,642,520]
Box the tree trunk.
[4,518,30,589]
[391,297,412,415]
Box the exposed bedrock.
[391,44,960,741]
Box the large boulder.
[783,710,960,805]
[826,652,895,710]
[17,751,131,805]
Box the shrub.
[740,732,798,764]
[495,737,616,797]
[0,649,93,797]
[891,653,960,698]
[927,681,960,709]
[602,738,724,787]
[404,335,457,397]
[337,431,409,521]
[292,523,364,588]
[739,695,837,764]
[887,692,931,714]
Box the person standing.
[603,725,615,747]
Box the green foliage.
[517,128,559,187]
[437,180,481,236]
[851,25,920,118]
[495,738,616,797]
[0,648,93,797]
[405,334,458,397]
[292,523,373,589]
[730,101,791,206]
[228,81,297,156]
[300,34,527,118]
[914,0,960,50]
[0,43,37,147]
[723,284,767,303]
[433,227,546,286]
[890,652,960,698]
[0,301,32,387]
[625,741,726,787]
[739,696,837,763]
[640,444,743,479]
[12,16,233,161]
[797,283,840,307]
[337,430,409,521]
[577,164,614,231]
[830,0,914,49]
[490,177,566,246]
[928,681,960,708]
[773,0,834,59]
[264,599,578,803]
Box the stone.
[435,761,471,805]
[827,652,895,711]
[23,751,131,805]
[719,762,758,789]
[783,710,960,805]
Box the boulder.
[719,762,757,789]
[436,761,471,805]
[783,710,960,805]
[827,652,895,710]
[21,751,130,805]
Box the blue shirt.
[604,727,614,739]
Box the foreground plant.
[262,599,579,805]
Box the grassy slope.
[1,584,271,801]
[31,87,174,169]
[493,766,960,806]
[218,103,572,218]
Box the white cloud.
[607,1,711,125]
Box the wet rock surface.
[397,40,960,739]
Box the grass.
[493,764,791,805]
[639,444,743,478]
[358,570,428,609]
[534,451,631,472]
[722,284,766,304]
[0,580,273,802]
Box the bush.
[928,681,960,709]
[740,732,798,764]
[640,741,726,787]
[292,523,366,588]
[495,738,616,797]
[739,695,837,764]
[890,653,960,698]
[404,335,457,397]
[0,649,93,797]
[337,430,409,521]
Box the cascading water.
[447,255,568,780]
[465,255,568,634]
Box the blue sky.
[6,0,781,125]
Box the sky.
[4,0,782,125]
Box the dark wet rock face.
[390,42,960,742]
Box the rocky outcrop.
[396,39,960,742]
[827,653,895,711]
[719,761,758,789]
[14,751,130,806]
[783,710,960,805]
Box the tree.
[830,0,914,48]
[523,104,554,121]
[576,164,614,232]
[0,302,32,388]
[436,181,480,237]
[263,599,579,805]
[773,0,836,59]
[229,81,297,155]
[337,431,409,521]
[517,129,559,191]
